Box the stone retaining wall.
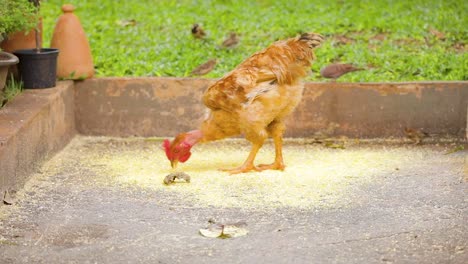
[0,81,75,193]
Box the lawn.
[41,0,467,82]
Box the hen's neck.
[184,130,203,146]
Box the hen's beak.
[171,160,178,169]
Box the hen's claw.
[219,165,260,174]
[257,162,285,171]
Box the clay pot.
[0,19,43,53]
[0,52,19,92]
[50,4,94,79]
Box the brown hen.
[164,32,324,174]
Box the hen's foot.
[219,164,260,174]
[257,162,285,171]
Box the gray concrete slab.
[0,137,467,264]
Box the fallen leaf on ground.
[199,223,224,238]
[199,221,248,238]
[444,145,465,155]
[163,172,191,185]
[324,140,346,149]
[3,190,17,205]
[222,222,248,238]
[404,127,429,145]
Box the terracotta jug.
[50,4,94,79]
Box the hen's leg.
[220,143,262,174]
[258,121,286,171]
[220,128,266,174]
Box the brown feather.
[201,32,323,125]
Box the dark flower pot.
[13,48,59,89]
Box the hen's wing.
[202,33,323,113]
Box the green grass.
[1,75,23,107]
[41,0,467,81]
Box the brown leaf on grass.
[368,43,378,52]
[221,32,239,48]
[320,63,364,79]
[190,59,217,76]
[191,23,206,39]
[199,221,248,239]
[393,38,424,46]
[116,19,137,27]
[332,35,355,46]
[452,42,466,53]
[370,33,387,42]
[429,27,445,40]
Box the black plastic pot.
[13,48,59,89]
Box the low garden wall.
[75,78,468,138]
[0,81,75,194]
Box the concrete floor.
[0,137,467,264]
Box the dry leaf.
[404,128,429,145]
[444,145,464,155]
[429,27,445,40]
[163,172,191,185]
[116,19,137,27]
[199,223,224,238]
[332,35,354,46]
[3,190,17,205]
[320,63,364,79]
[199,221,248,238]
[324,141,345,149]
[222,32,239,48]
[191,24,206,39]
[190,59,217,76]
[222,222,248,238]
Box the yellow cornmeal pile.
[45,136,421,210]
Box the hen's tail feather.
[299,33,324,49]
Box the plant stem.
[35,28,40,53]
[32,0,41,52]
